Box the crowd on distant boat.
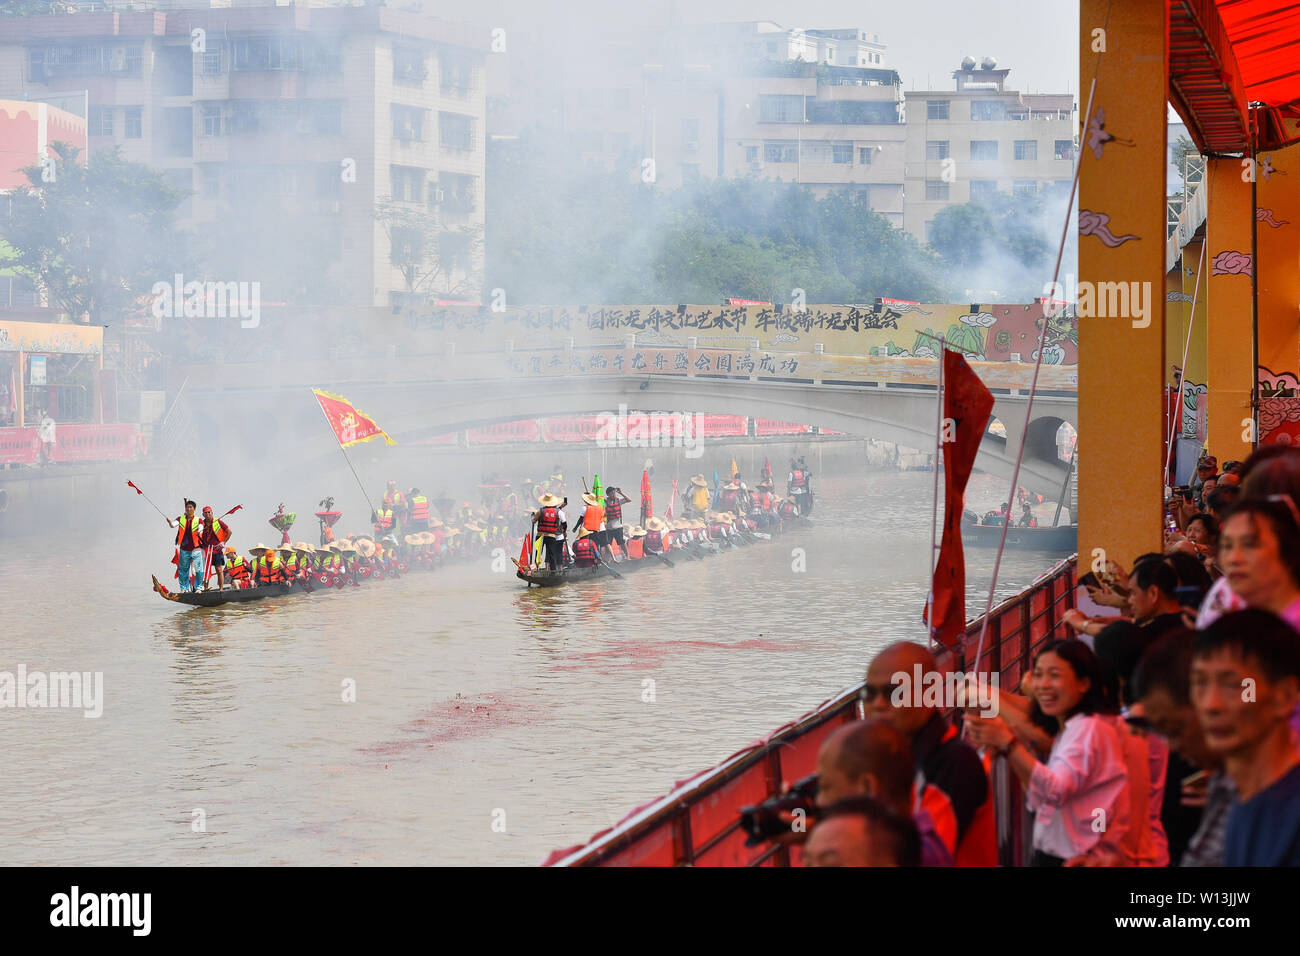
[162,457,817,590]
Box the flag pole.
[927,336,946,639]
[313,391,376,515]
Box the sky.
[466,0,1080,96]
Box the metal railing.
[546,554,1078,866]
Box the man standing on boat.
[603,485,632,555]
[580,491,605,550]
[788,457,813,516]
[198,505,232,591]
[407,488,430,533]
[685,475,710,516]
[534,492,567,571]
[167,500,204,593]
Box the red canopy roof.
[1171,0,1300,152]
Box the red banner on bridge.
[755,419,813,436]
[48,423,142,462]
[0,427,39,464]
[467,420,541,444]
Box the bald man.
[804,796,921,867]
[862,640,997,866]
[816,718,953,865]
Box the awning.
[1169,0,1300,152]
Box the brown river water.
[0,470,1064,865]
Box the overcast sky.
[472,0,1080,96]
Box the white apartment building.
[903,58,1076,241]
[0,2,487,309]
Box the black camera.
[737,773,819,846]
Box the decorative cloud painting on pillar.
[1080,209,1139,246]
[1256,208,1291,228]
[1259,367,1300,445]
[1211,250,1252,276]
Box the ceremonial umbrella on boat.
[269,503,296,545]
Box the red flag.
[128,480,143,495]
[666,479,678,520]
[519,534,532,570]
[312,388,396,448]
[924,350,995,650]
[640,469,653,523]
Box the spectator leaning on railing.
[964,640,1132,867]
[1191,610,1300,866]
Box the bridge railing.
[542,554,1079,867]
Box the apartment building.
[0,2,487,309]
[902,58,1076,241]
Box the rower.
[384,480,407,529]
[408,488,431,532]
[626,525,646,559]
[572,526,599,568]
[718,479,742,513]
[295,542,316,576]
[579,491,605,552]
[778,495,799,522]
[224,547,251,589]
[533,492,567,571]
[249,543,285,586]
[788,458,813,515]
[372,503,395,538]
[644,516,667,554]
[277,544,299,582]
[1018,504,1038,528]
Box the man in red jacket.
[199,505,233,590]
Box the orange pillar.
[1078,0,1168,569]
[1205,160,1256,461]
[1166,239,1209,480]
[1255,144,1300,446]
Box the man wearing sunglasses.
[862,641,997,866]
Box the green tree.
[0,142,191,325]
[928,203,995,269]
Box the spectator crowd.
[790,445,1300,867]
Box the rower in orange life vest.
[167,499,204,593]
[373,503,395,538]
[643,516,668,554]
[572,526,599,567]
[198,505,232,589]
[250,543,285,585]
[752,478,777,528]
[626,525,646,559]
[224,547,251,588]
[778,495,799,522]
[580,491,605,551]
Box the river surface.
[1,470,1065,865]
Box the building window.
[393,105,425,143]
[124,107,142,139]
[437,173,477,213]
[925,180,949,200]
[1013,180,1038,198]
[969,180,998,202]
[201,43,223,75]
[440,52,474,95]
[971,100,1007,121]
[1054,139,1074,160]
[925,140,949,161]
[90,107,113,137]
[970,140,998,161]
[858,146,874,164]
[391,165,426,203]
[438,112,474,151]
[745,145,758,163]
[1014,140,1038,161]
[832,142,853,164]
[123,45,143,76]
[682,118,700,149]
[759,94,804,123]
[201,166,221,200]
[926,100,949,120]
[201,105,222,137]
[394,45,427,86]
[764,140,798,163]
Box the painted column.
[1078,0,1168,568]
[1205,160,1255,461]
[1254,144,1300,446]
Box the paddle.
[652,551,675,568]
[594,554,623,579]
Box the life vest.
[284,554,299,576]
[628,537,645,559]
[720,490,738,510]
[709,521,728,537]
[227,556,250,581]
[176,515,202,549]
[756,491,772,510]
[583,504,604,532]
[779,501,798,519]
[203,518,231,545]
[645,529,663,553]
[573,536,598,567]
[256,555,284,584]
[605,496,623,522]
[410,496,429,521]
[791,469,807,489]
[376,508,394,530]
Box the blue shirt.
[1224,762,1300,866]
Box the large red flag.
[924,350,995,650]
[312,388,396,448]
[640,469,652,525]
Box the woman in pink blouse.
[965,640,1131,866]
